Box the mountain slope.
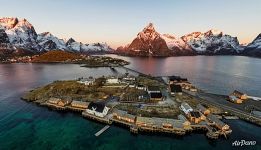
[244,34,261,57]
[0,17,113,56]
[0,17,40,51]
[181,29,243,55]
[117,23,172,56]
[37,32,67,51]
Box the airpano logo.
[232,140,256,146]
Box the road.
[183,90,261,124]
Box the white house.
[122,75,136,82]
[86,102,109,118]
[106,76,120,84]
[180,102,193,114]
[78,77,95,85]
[136,84,146,90]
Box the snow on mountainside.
[37,32,67,51]
[0,17,113,54]
[0,17,40,51]
[181,29,243,54]
[246,34,261,49]
[117,23,172,56]
[244,34,261,57]
[66,38,112,52]
[161,34,189,50]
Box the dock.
[95,125,110,136]
[247,96,261,101]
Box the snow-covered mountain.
[117,23,244,56]
[66,38,112,53]
[181,29,243,54]
[244,34,261,57]
[37,32,67,51]
[0,17,40,51]
[0,17,113,55]
[117,23,172,56]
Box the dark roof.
[87,101,106,113]
[170,84,182,92]
[169,76,181,81]
[147,86,160,91]
[150,92,163,98]
[137,84,145,87]
[190,111,201,118]
[169,76,187,82]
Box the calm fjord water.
[0,56,260,150]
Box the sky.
[1,0,261,48]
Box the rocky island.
[22,70,244,139]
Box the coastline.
[20,65,261,140]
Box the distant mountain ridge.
[116,23,254,56]
[0,17,112,57]
[1,17,261,58]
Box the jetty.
[95,125,110,136]
[247,96,261,101]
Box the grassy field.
[22,80,125,102]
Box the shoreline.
[20,66,261,139]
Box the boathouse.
[86,101,109,118]
[197,104,210,115]
[232,90,247,100]
[136,117,185,132]
[208,114,230,131]
[180,102,193,114]
[113,109,136,123]
[71,101,89,109]
[228,95,242,104]
[48,98,61,104]
[188,111,203,124]
[57,99,72,107]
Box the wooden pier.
[82,111,112,124]
[247,96,261,101]
[95,125,110,137]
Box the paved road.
[183,90,261,122]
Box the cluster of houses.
[168,76,197,95]
[78,74,165,103]
[112,109,188,134]
[228,90,248,104]
[47,97,110,118]
[180,102,231,133]
[5,55,39,63]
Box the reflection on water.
[107,55,261,96]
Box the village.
[22,67,253,140]
[0,51,129,67]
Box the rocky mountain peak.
[253,33,261,41]
[205,29,223,36]
[66,38,76,45]
[0,17,19,29]
[137,23,160,41]
[143,23,155,32]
